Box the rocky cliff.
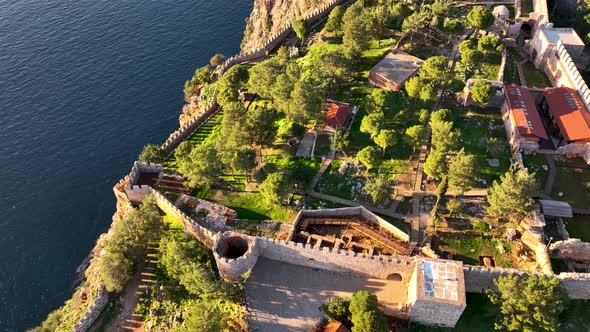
[241,0,333,52]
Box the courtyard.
[245,257,407,332]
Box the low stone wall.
[151,190,217,249]
[256,237,416,280]
[289,206,410,242]
[463,265,590,299]
[72,286,108,332]
[550,239,590,262]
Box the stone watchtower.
[213,232,260,282]
[407,259,466,327]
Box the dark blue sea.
[0,0,252,330]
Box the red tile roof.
[504,84,548,140]
[325,102,351,128]
[324,321,351,332]
[544,87,590,142]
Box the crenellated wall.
[71,287,108,332]
[150,189,217,249]
[213,232,261,282]
[122,161,163,205]
[256,237,416,280]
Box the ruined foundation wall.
[289,207,410,242]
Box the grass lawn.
[313,133,333,157]
[522,154,549,188]
[212,191,297,221]
[565,216,590,242]
[438,235,513,268]
[453,107,512,185]
[163,110,223,171]
[551,167,590,208]
[521,61,552,88]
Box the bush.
[473,220,491,232]
[139,144,166,163]
[322,296,351,322]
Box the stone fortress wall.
[123,161,163,205]
[288,206,410,242]
[463,265,590,299]
[159,0,355,156]
[72,287,109,332]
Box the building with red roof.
[540,87,590,143]
[324,101,353,132]
[501,84,549,152]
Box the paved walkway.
[544,154,557,195]
[245,257,408,332]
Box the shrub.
[322,296,351,322]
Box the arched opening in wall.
[219,236,249,259]
[386,273,403,282]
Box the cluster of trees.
[487,274,569,332]
[322,291,388,332]
[358,90,426,170]
[405,56,450,102]
[459,35,505,69]
[182,53,227,103]
[424,109,478,196]
[153,234,245,331]
[98,195,163,293]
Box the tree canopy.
[467,6,494,31]
[364,175,392,204]
[360,113,384,138]
[471,79,495,105]
[404,125,426,152]
[357,146,382,170]
[486,165,538,222]
[292,19,310,42]
[448,148,477,195]
[487,274,569,332]
[349,291,388,332]
[260,172,290,205]
[325,5,345,34]
[178,141,222,188]
[139,144,166,164]
[374,129,397,156]
[478,35,505,55]
[424,150,447,180]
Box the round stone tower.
[213,232,260,282]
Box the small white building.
[530,24,585,68]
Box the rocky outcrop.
[241,0,334,52]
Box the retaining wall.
[463,265,590,299]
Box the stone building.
[539,87,590,159]
[501,84,549,153]
[530,25,585,69]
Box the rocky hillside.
[241,0,333,52]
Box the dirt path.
[98,249,158,332]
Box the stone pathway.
[544,154,557,196]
